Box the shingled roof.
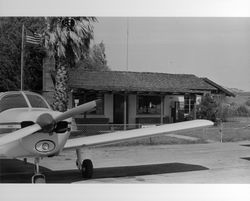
[69,70,216,93]
[202,77,235,97]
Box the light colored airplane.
[0,91,214,183]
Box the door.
[113,94,128,124]
[171,101,184,123]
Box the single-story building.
[60,70,234,128]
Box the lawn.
[105,117,250,146]
[71,117,250,146]
[178,117,250,143]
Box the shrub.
[217,103,235,121]
[196,94,218,122]
[245,99,250,107]
[235,105,249,116]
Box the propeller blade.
[0,124,41,146]
[54,99,101,122]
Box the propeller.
[0,124,41,146]
[36,99,101,132]
[0,100,101,146]
[54,99,101,122]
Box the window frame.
[136,95,162,115]
[25,94,50,109]
[0,93,29,113]
[184,94,196,114]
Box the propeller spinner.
[0,99,101,146]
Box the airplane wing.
[64,119,213,150]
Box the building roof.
[69,70,216,94]
[202,78,235,97]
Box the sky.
[93,17,250,91]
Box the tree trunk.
[53,60,69,112]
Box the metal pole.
[220,120,223,143]
[20,24,25,91]
[126,17,129,71]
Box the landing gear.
[76,149,94,179]
[81,159,93,179]
[32,173,46,183]
[32,157,46,183]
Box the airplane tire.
[81,159,93,179]
[32,174,46,183]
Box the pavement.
[1,141,250,183]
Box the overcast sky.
[93,17,250,91]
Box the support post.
[34,157,40,174]
[193,95,197,119]
[76,148,83,169]
[124,93,127,130]
[160,95,164,124]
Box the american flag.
[26,29,42,45]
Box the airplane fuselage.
[0,91,71,158]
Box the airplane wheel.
[81,159,93,179]
[32,174,46,184]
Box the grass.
[174,117,250,143]
[71,117,250,146]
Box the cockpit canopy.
[0,91,50,113]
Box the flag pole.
[20,24,25,91]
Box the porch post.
[160,95,164,124]
[124,93,127,130]
[193,95,197,119]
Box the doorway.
[113,94,128,124]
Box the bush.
[245,99,250,107]
[196,94,218,122]
[217,103,235,122]
[235,105,249,116]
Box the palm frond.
[59,29,68,45]
[69,31,82,46]
[57,41,66,57]
[45,16,95,65]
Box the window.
[26,94,49,109]
[137,95,161,114]
[73,92,104,115]
[184,94,196,114]
[0,93,28,112]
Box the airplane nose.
[36,113,55,133]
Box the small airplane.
[0,91,214,183]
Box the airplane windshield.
[26,94,49,109]
[0,93,28,112]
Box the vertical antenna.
[126,17,129,71]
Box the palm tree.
[45,17,96,112]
